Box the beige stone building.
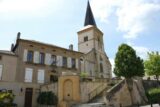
[0,1,112,107]
[0,50,17,82]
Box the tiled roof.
[19,39,84,54]
[0,50,16,56]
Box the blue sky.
[0,0,160,70]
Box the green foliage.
[147,88,160,103]
[144,52,160,80]
[37,91,58,106]
[114,44,144,78]
[80,72,88,78]
[0,92,15,107]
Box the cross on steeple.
[84,1,97,27]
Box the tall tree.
[114,43,144,78]
[144,52,160,81]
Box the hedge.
[147,88,160,104]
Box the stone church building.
[0,1,112,107]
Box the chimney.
[17,32,21,40]
[11,43,14,51]
[69,44,73,50]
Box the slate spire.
[84,1,97,27]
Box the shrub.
[147,88,160,104]
[0,92,15,107]
[80,72,88,78]
[37,91,58,106]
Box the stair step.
[72,103,106,107]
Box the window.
[37,69,45,83]
[71,58,76,68]
[50,75,58,83]
[39,53,45,64]
[63,57,67,67]
[0,65,3,80]
[8,90,12,93]
[25,68,33,82]
[27,51,33,62]
[51,55,56,65]
[98,37,102,50]
[84,36,88,42]
[100,63,103,73]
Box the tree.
[144,52,160,81]
[114,43,144,78]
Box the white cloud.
[91,0,160,39]
[0,0,64,19]
[109,58,115,77]
[132,46,150,59]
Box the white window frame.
[24,68,33,82]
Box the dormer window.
[84,36,88,42]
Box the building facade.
[0,1,112,107]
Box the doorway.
[24,88,33,107]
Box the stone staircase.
[87,79,120,103]
[72,81,117,107]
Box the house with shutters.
[0,1,112,107]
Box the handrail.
[88,83,108,101]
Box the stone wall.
[105,78,148,107]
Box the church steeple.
[84,1,97,27]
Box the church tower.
[77,1,112,78]
[77,1,105,54]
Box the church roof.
[84,1,97,27]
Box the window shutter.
[37,69,45,83]
[34,51,39,63]
[76,59,79,69]
[56,56,62,67]
[67,57,71,68]
[0,65,3,80]
[45,53,51,65]
[25,68,33,82]
[23,49,28,62]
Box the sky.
[0,0,160,73]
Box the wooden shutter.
[67,57,71,68]
[34,51,39,63]
[25,68,33,82]
[37,69,45,83]
[45,53,51,65]
[56,56,62,67]
[0,65,3,80]
[23,49,28,62]
[76,59,79,69]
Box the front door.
[24,88,33,107]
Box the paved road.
[140,104,160,107]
